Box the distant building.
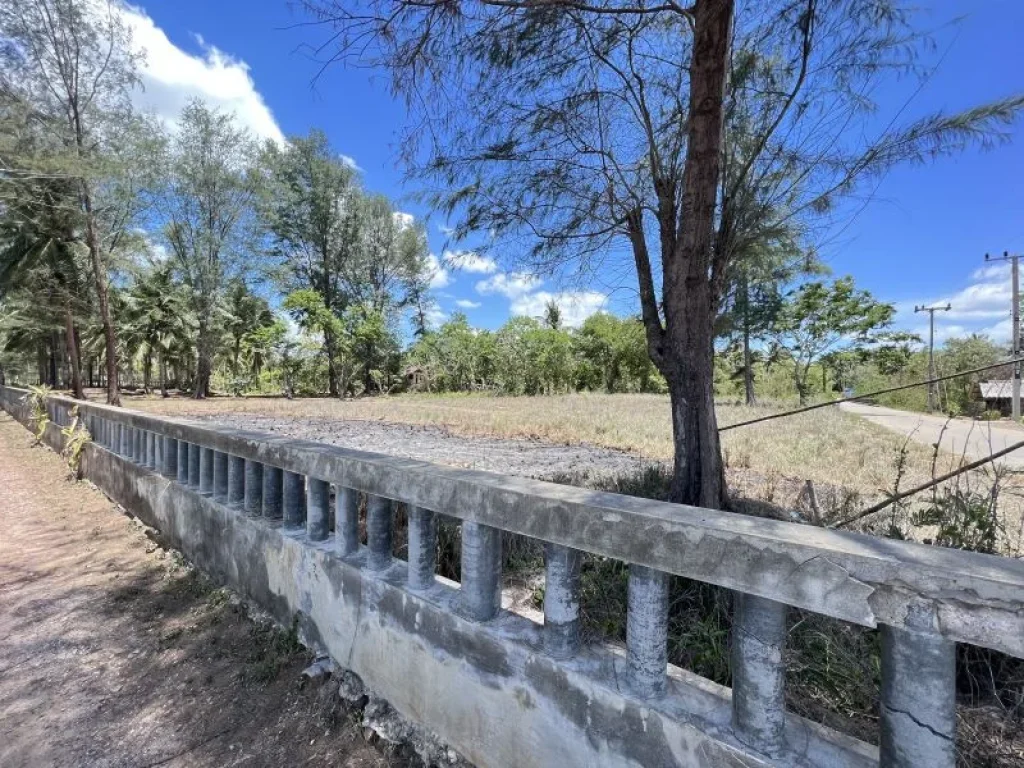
[978,380,1021,416]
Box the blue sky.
[129,0,1023,340]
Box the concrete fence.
[4,385,1024,767]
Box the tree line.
[0,1,434,401]
[3,0,1022,510]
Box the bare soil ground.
[0,412,405,768]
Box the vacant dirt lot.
[0,412,403,768]
[131,391,939,492]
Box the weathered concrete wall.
[0,390,880,768]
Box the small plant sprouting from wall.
[60,406,91,479]
[25,384,52,443]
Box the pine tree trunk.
[48,332,58,386]
[80,181,120,406]
[741,272,756,405]
[194,317,212,399]
[325,329,340,398]
[64,302,85,399]
[159,352,169,398]
[660,0,734,510]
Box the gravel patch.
[189,413,659,482]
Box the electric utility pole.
[985,251,1022,420]
[915,303,951,413]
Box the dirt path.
[0,413,402,768]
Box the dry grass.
[131,392,944,498]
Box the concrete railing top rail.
[15,386,1024,661]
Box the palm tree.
[0,175,88,398]
[221,279,274,387]
[122,266,193,397]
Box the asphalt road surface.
[840,401,1024,468]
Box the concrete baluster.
[227,455,245,507]
[336,487,360,556]
[262,466,283,519]
[199,447,214,495]
[407,505,436,591]
[459,521,502,621]
[544,543,582,659]
[307,478,330,541]
[188,443,201,487]
[879,625,956,768]
[366,495,393,571]
[213,451,229,501]
[283,471,306,528]
[147,431,158,469]
[134,428,144,464]
[243,460,263,515]
[732,594,788,753]
[177,440,189,483]
[626,564,669,698]
[162,436,178,479]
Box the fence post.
[188,443,201,487]
[262,466,283,519]
[213,451,229,501]
[544,543,582,659]
[336,487,360,556]
[177,441,189,484]
[283,471,306,527]
[626,565,669,698]
[407,505,436,591]
[244,460,263,515]
[307,478,330,541]
[199,447,214,495]
[366,495,393,571]
[227,455,245,507]
[459,521,502,621]
[880,625,956,767]
[732,593,788,752]
[161,436,178,479]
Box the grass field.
[131,392,949,501]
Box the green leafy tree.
[575,313,656,393]
[260,130,362,395]
[302,0,1022,508]
[771,277,895,404]
[0,0,155,405]
[222,279,274,385]
[159,100,260,399]
[122,265,194,397]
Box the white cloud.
[476,271,542,299]
[425,253,450,289]
[339,154,361,171]
[908,264,1012,322]
[900,261,1018,344]
[445,250,498,274]
[426,306,447,328]
[121,3,284,142]
[455,299,482,309]
[512,290,609,328]
[393,211,416,230]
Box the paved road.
[840,401,1024,468]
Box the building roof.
[980,380,1017,399]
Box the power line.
[719,356,1021,432]
[831,437,1024,529]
